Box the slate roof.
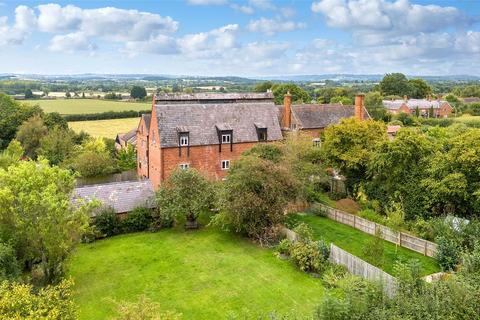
[154,92,274,104]
[290,104,356,129]
[72,180,155,215]
[154,102,283,147]
[141,114,151,132]
[383,99,449,110]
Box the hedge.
[64,110,150,121]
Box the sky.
[0,0,479,76]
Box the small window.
[221,160,230,170]
[179,163,189,170]
[221,134,231,144]
[291,123,297,130]
[313,138,321,147]
[179,134,189,146]
[257,129,267,141]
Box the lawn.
[288,214,440,276]
[25,99,150,114]
[68,228,325,320]
[68,118,139,138]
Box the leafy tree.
[0,93,42,149]
[15,114,48,158]
[131,86,147,100]
[254,81,273,92]
[408,78,432,99]
[25,88,34,99]
[379,73,410,96]
[330,96,353,105]
[156,168,214,228]
[364,92,389,121]
[0,140,24,169]
[435,236,461,271]
[65,92,71,98]
[38,127,76,166]
[0,160,92,283]
[322,118,387,193]
[67,137,118,177]
[271,83,311,105]
[215,156,299,243]
[43,112,68,130]
[0,279,76,319]
[117,144,137,170]
[0,242,20,281]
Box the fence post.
[353,215,356,228]
[335,210,337,221]
[398,232,402,247]
[424,241,428,256]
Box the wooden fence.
[330,243,397,297]
[316,203,438,257]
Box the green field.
[68,228,325,319]
[68,118,139,138]
[25,99,150,114]
[289,214,440,276]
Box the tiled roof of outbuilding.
[155,102,283,147]
[383,99,449,110]
[154,92,274,104]
[141,114,151,131]
[291,104,356,129]
[72,180,155,215]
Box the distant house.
[137,92,283,189]
[383,96,453,118]
[71,180,155,216]
[115,128,137,150]
[463,97,480,104]
[278,93,368,138]
[387,125,402,140]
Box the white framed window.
[221,134,231,144]
[221,160,230,170]
[312,138,321,147]
[179,135,189,146]
[179,163,189,170]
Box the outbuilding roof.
[72,180,155,215]
[290,104,356,129]
[383,99,449,110]
[154,92,274,104]
[154,102,283,147]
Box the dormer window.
[179,133,189,146]
[255,123,267,141]
[221,133,231,144]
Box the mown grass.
[26,99,150,114]
[288,214,440,276]
[68,228,326,320]
[68,118,139,138]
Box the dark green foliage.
[243,143,283,163]
[24,88,34,99]
[0,242,20,281]
[0,93,42,149]
[93,208,122,237]
[408,78,432,99]
[275,239,292,255]
[130,86,147,100]
[121,207,153,233]
[435,236,461,271]
[290,240,325,273]
[254,81,273,92]
[38,127,75,166]
[63,109,150,122]
[379,73,410,96]
[117,145,137,171]
[271,83,311,105]
[15,114,48,158]
[43,112,68,130]
[104,92,122,100]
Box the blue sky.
[0,0,479,76]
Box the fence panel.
[316,203,437,257]
[329,243,396,297]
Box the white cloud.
[247,18,306,35]
[0,5,35,46]
[249,0,275,10]
[49,32,97,53]
[177,24,239,58]
[186,0,228,5]
[230,4,254,14]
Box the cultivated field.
[25,99,150,114]
[68,228,325,319]
[68,118,139,138]
[289,214,440,276]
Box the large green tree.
[408,78,432,99]
[215,155,299,243]
[155,168,214,228]
[38,127,76,166]
[379,73,410,96]
[0,93,42,149]
[364,91,389,121]
[322,118,387,193]
[130,86,147,100]
[15,115,48,158]
[0,160,92,283]
[271,83,311,105]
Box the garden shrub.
[308,203,328,217]
[322,264,348,288]
[357,209,384,224]
[275,239,292,256]
[316,238,330,261]
[290,241,324,273]
[461,241,480,274]
[293,222,313,242]
[335,198,360,214]
[435,236,461,271]
[0,242,20,281]
[122,207,153,233]
[93,207,122,237]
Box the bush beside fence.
[318,203,437,257]
[329,243,396,297]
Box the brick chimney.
[355,94,365,121]
[283,91,292,128]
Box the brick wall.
[136,117,149,179]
